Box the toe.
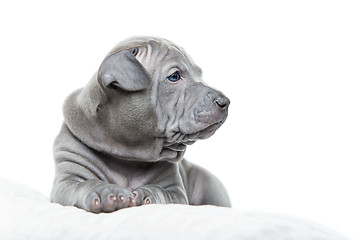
[84,192,102,213]
[114,188,134,209]
[132,190,145,206]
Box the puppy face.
[79,37,229,162]
[103,38,228,161]
[133,40,229,158]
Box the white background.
[0,0,359,239]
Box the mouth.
[197,121,223,134]
[163,121,223,152]
[196,121,223,140]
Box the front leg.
[51,177,137,213]
[133,185,188,205]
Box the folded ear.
[98,49,151,91]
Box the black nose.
[215,96,230,109]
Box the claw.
[109,195,116,201]
[94,198,100,206]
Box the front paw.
[132,187,155,205]
[82,184,136,213]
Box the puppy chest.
[103,161,166,189]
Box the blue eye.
[167,71,181,82]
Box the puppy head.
[66,37,229,162]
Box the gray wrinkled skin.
[51,37,231,213]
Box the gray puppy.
[51,37,231,213]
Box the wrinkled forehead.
[107,37,202,75]
[109,36,180,54]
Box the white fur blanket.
[0,178,349,240]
